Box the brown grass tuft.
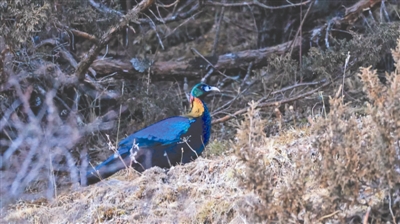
[4,157,245,223]
[235,38,400,223]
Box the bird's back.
[85,83,218,185]
[86,111,211,184]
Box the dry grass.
[1,115,388,223]
[3,37,400,224]
[3,156,244,223]
[0,116,396,224]
[1,120,316,223]
[235,38,400,223]
[2,2,400,221]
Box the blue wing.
[118,116,195,150]
[85,116,195,185]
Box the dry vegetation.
[1,0,400,223]
[235,38,400,222]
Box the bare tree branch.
[212,77,333,124]
[206,0,312,9]
[75,0,155,81]
[91,38,301,79]
[88,0,124,17]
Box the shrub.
[236,38,400,222]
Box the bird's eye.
[203,85,210,91]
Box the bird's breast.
[186,97,205,117]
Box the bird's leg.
[180,148,184,165]
[164,151,172,167]
[88,162,103,182]
[200,135,205,148]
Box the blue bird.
[85,83,220,185]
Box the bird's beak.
[208,86,220,92]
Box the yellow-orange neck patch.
[186,97,205,118]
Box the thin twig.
[88,0,123,17]
[143,13,165,50]
[271,79,328,94]
[212,75,334,124]
[75,0,155,81]
[380,0,390,22]
[139,0,202,24]
[155,0,179,8]
[190,48,230,79]
[212,91,241,116]
[363,207,371,224]
[0,99,22,131]
[241,62,253,88]
[212,5,225,56]
[298,0,302,83]
[116,81,125,151]
[325,18,338,49]
[289,0,314,55]
[164,10,204,39]
[206,0,311,9]
[318,210,340,222]
[388,189,396,224]
[201,68,214,83]
[342,51,351,98]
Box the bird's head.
[191,83,220,99]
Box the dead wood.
[343,0,383,24]
[206,0,312,9]
[91,38,301,79]
[74,0,155,81]
[69,0,384,82]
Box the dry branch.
[91,38,301,79]
[212,77,333,124]
[88,0,124,17]
[70,29,99,45]
[55,22,99,44]
[206,0,312,9]
[75,0,155,81]
[343,0,382,24]
[35,38,97,76]
[78,0,384,82]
